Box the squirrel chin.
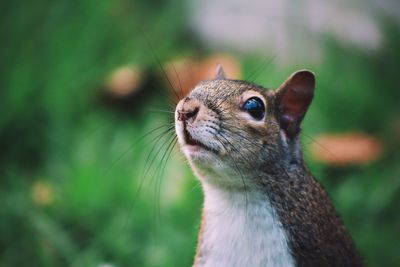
[183,145,218,167]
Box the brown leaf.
[106,65,143,97]
[164,54,241,101]
[311,133,383,166]
[32,180,54,206]
[200,54,241,80]
[164,58,200,99]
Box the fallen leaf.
[311,133,383,166]
[106,65,143,97]
[164,54,242,101]
[32,180,54,206]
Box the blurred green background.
[1,0,399,266]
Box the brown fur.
[193,210,206,266]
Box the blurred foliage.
[0,0,399,267]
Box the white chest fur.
[196,184,294,267]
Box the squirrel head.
[175,67,315,189]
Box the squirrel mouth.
[183,128,217,153]
[184,128,204,147]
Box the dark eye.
[242,97,265,120]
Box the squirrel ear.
[275,70,315,138]
[215,64,227,79]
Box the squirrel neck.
[194,167,363,267]
[194,181,295,267]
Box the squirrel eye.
[242,97,265,120]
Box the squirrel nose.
[177,107,199,123]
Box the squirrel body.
[175,69,363,267]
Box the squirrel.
[174,66,363,267]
